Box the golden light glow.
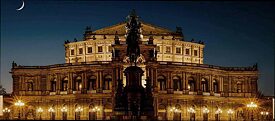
[227,109,234,114]
[75,106,83,112]
[48,107,55,112]
[91,106,100,112]
[14,100,25,107]
[215,108,222,114]
[37,107,43,113]
[61,107,68,112]
[3,107,11,113]
[169,106,181,113]
[247,102,257,108]
[187,107,195,113]
[203,107,209,114]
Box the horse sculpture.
[126,10,141,65]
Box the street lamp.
[215,108,222,121]
[247,102,257,121]
[75,106,83,120]
[91,106,100,120]
[187,107,196,121]
[61,107,68,120]
[3,107,11,120]
[37,107,43,120]
[202,107,209,121]
[48,107,55,120]
[14,100,25,120]
[227,109,234,121]
[169,107,181,120]
[260,111,269,120]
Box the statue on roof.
[125,9,141,65]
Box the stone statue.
[125,9,141,65]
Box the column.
[57,74,61,94]
[69,72,73,94]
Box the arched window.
[157,76,166,91]
[88,76,96,90]
[188,77,196,92]
[103,75,112,90]
[237,82,242,93]
[213,80,219,93]
[74,76,82,91]
[188,105,196,121]
[201,78,208,92]
[61,104,67,120]
[89,104,96,120]
[74,104,81,120]
[202,106,209,121]
[215,107,222,121]
[173,104,182,120]
[62,77,68,91]
[173,76,182,91]
[158,104,167,120]
[51,79,57,92]
[48,106,56,120]
[27,80,33,91]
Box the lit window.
[71,49,75,55]
[108,46,112,52]
[157,46,160,52]
[98,46,103,53]
[166,46,171,53]
[185,49,190,55]
[79,48,83,54]
[87,47,92,53]
[194,50,198,56]
[176,47,181,54]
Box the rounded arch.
[157,75,166,80]
[76,76,82,80]
[104,103,112,109]
[175,104,181,110]
[89,75,96,79]
[172,76,180,80]
[104,75,112,79]
[63,77,69,81]
[188,77,196,91]
[157,75,167,91]
[103,75,112,90]
[173,76,182,91]
[158,104,167,110]
[201,78,209,92]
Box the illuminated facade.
[3,12,273,120]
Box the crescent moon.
[16,0,25,11]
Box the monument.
[113,10,155,120]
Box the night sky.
[1,1,274,96]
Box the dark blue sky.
[1,1,274,96]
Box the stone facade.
[3,13,273,120]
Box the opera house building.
[2,11,273,120]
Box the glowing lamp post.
[91,106,101,120]
[187,107,196,121]
[3,107,11,120]
[227,109,234,121]
[61,107,68,120]
[215,108,222,121]
[75,106,83,120]
[202,107,209,121]
[169,107,181,120]
[37,107,43,120]
[247,102,257,121]
[48,107,55,120]
[260,111,269,120]
[14,100,25,120]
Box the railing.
[158,61,258,71]
[13,61,112,69]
